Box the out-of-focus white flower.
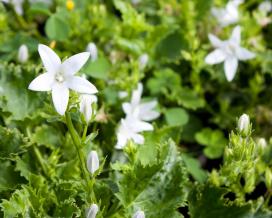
[1,0,24,15]
[86,150,99,174]
[211,0,244,27]
[258,138,267,148]
[17,44,28,63]
[118,91,128,99]
[115,116,153,149]
[122,83,160,121]
[237,114,250,134]
[80,94,97,122]
[131,0,141,5]
[86,42,98,62]
[259,1,272,14]
[205,26,255,81]
[138,53,149,70]
[86,204,99,218]
[133,210,145,218]
[28,44,98,115]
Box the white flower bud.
[80,94,97,123]
[87,150,99,174]
[238,114,250,135]
[86,204,99,218]
[133,210,145,218]
[258,138,267,149]
[138,53,149,70]
[18,44,29,63]
[86,42,98,62]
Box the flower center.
[55,73,65,83]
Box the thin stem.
[65,113,91,195]
[33,146,48,177]
[82,124,88,142]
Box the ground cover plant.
[1,0,272,217]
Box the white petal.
[86,151,99,174]
[230,26,241,44]
[122,102,133,115]
[208,34,223,48]
[205,49,226,65]
[38,44,61,74]
[131,133,145,145]
[236,47,256,60]
[131,83,143,106]
[224,57,238,82]
[28,73,54,91]
[51,83,69,115]
[138,101,160,121]
[86,204,99,218]
[132,118,154,132]
[133,211,145,218]
[61,52,90,76]
[66,76,98,94]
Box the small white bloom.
[17,44,28,63]
[115,116,153,149]
[86,204,99,218]
[211,0,243,27]
[86,150,99,174]
[118,91,128,99]
[80,94,97,122]
[238,113,250,134]
[258,138,267,148]
[259,1,272,14]
[1,0,24,15]
[138,53,149,70]
[28,44,98,115]
[122,83,160,121]
[205,26,255,82]
[133,210,145,218]
[86,42,98,62]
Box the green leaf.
[115,140,188,218]
[177,87,205,110]
[83,57,111,80]
[164,107,189,127]
[195,128,227,159]
[45,14,70,41]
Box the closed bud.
[87,150,99,174]
[86,42,98,62]
[80,94,97,123]
[237,114,250,136]
[133,210,145,218]
[18,44,28,63]
[138,53,149,70]
[86,204,99,218]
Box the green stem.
[33,146,48,177]
[65,113,91,196]
[82,124,88,142]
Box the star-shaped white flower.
[122,83,159,121]
[205,26,255,82]
[1,0,24,15]
[211,0,243,27]
[28,44,98,115]
[115,116,153,149]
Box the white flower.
[122,83,160,121]
[86,42,98,62]
[118,91,128,99]
[28,44,98,115]
[238,113,250,134]
[133,210,145,218]
[115,116,153,149]
[205,26,255,82]
[1,0,24,15]
[80,94,97,122]
[138,53,149,70]
[211,0,244,27]
[17,44,28,63]
[86,204,99,218]
[86,150,99,174]
[258,138,267,148]
[259,1,272,14]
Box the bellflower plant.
[211,0,243,27]
[28,44,98,115]
[205,26,255,81]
